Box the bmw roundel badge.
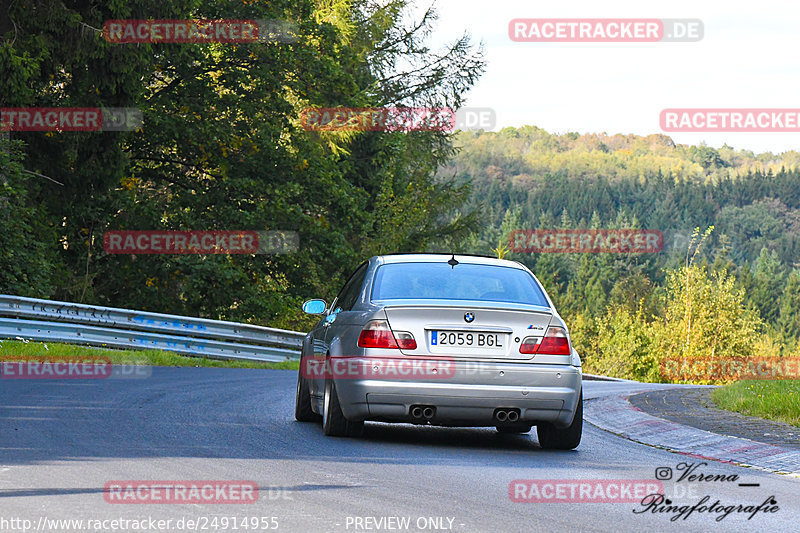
[464,312,475,323]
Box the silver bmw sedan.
[294,253,583,449]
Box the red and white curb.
[584,392,800,478]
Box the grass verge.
[0,340,300,370]
[710,380,800,427]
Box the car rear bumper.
[334,359,582,428]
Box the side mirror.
[302,299,327,315]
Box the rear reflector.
[520,326,571,356]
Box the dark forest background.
[442,127,800,379]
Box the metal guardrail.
[0,294,304,362]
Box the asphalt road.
[1,368,798,532]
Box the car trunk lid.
[382,302,553,361]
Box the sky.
[415,0,800,154]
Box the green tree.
[1,0,485,330]
[0,138,61,296]
[582,306,657,382]
[778,269,800,350]
[747,248,785,326]
[651,261,765,382]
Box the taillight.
[394,331,417,350]
[357,320,417,350]
[519,326,571,355]
[537,326,572,355]
[519,337,541,354]
[358,320,398,348]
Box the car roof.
[373,253,526,269]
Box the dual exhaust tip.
[494,408,520,423]
[409,406,520,422]
[410,405,436,420]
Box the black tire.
[322,378,364,437]
[495,423,533,434]
[537,390,582,450]
[294,364,320,422]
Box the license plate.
[430,330,504,348]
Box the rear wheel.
[294,364,320,422]
[322,379,364,437]
[495,423,533,434]
[537,390,582,450]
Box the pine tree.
[749,248,786,325]
[778,269,800,351]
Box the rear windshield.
[371,262,549,306]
